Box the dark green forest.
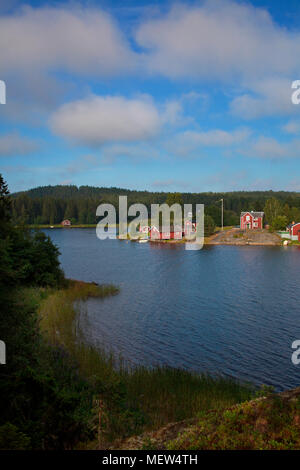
[11,184,300,227]
[0,175,86,449]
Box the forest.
[11,185,300,229]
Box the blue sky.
[1,0,300,193]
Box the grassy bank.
[30,280,255,448]
[117,389,300,450]
[166,391,300,450]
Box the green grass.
[233,233,244,239]
[37,280,119,350]
[281,238,300,246]
[122,367,253,428]
[167,393,300,450]
[215,226,234,231]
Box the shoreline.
[35,279,255,449]
[26,224,298,246]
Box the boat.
[138,239,149,243]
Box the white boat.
[138,239,148,243]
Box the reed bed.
[36,280,254,444]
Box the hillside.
[10,184,300,227]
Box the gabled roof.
[150,225,183,232]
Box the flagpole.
[217,198,224,231]
[221,198,223,231]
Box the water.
[45,228,300,391]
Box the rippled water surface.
[45,228,300,391]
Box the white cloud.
[230,78,296,119]
[63,154,98,176]
[135,0,300,120]
[182,128,251,146]
[2,0,299,126]
[136,0,300,81]
[162,101,183,126]
[101,143,161,163]
[50,95,161,146]
[282,120,300,134]
[0,5,136,76]
[0,133,39,156]
[167,127,251,157]
[0,5,138,124]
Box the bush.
[0,423,31,450]
[271,215,288,231]
[204,215,216,236]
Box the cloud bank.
[0,133,39,156]
[0,5,136,76]
[50,95,161,146]
[135,0,300,81]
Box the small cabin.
[149,225,183,240]
[139,225,150,233]
[184,220,196,235]
[149,225,160,239]
[240,211,264,230]
[61,219,71,227]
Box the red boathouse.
[149,225,183,240]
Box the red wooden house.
[61,219,71,226]
[139,225,150,233]
[288,222,300,241]
[184,220,196,235]
[240,211,264,230]
[149,225,182,240]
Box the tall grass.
[122,367,253,426]
[36,280,255,446]
[38,280,118,349]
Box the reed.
[36,280,254,444]
[122,366,253,427]
[38,280,119,351]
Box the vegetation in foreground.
[3,173,299,451]
[114,388,300,450]
[2,279,255,450]
[0,174,255,450]
[36,281,254,448]
[166,391,300,450]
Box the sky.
[1,0,300,193]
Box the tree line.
[10,184,300,230]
